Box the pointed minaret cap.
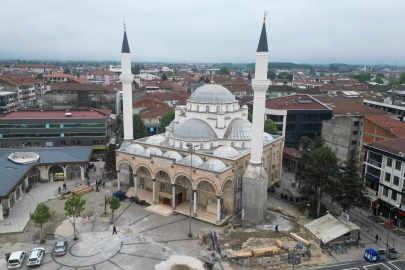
[256,12,268,52]
[121,22,130,53]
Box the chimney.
[385,120,389,124]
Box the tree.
[63,68,71,74]
[187,87,191,93]
[160,110,175,133]
[191,74,196,77]
[204,77,210,84]
[198,76,205,83]
[30,203,52,243]
[333,149,366,213]
[108,197,121,223]
[176,70,183,75]
[320,73,326,76]
[248,112,253,123]
[376,73,385,79]
[104,144,116,173]
[388,80,399,86]
[64,195,86,240]
[374,77,383,84]
[399,73,405,85]
[162,73,168,81]
[120,114,146,139]
[219,67,229,75]
[247,73,252,80]
[279,72,289,78]
[264,119,279,135]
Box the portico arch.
[173,173,192,204]
[28,167,40,185]
[66,164,81,181]
[135,164,152,191]
[118,161,134,188]
[221,177,234,213]
[48,165,64,182]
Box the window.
[180,142,183,148]
[387,158,393,167]
[93,140,104,145]
[394,176,400,186]
[61,141,66,146]
[351,141,357,145]
[216,106,220,112]
[395,160,402,170]
[383,186,389,196]
[353,131,358,135]
[241,142,245,148]
[160,182,165,190]
[385,172,391,182]
[226,105,228,111]
[391,190,397,200]
[148,119,151,122]
[73,140,81,145]
[200,143,204,149]
[206,106,210,112]
[159,171,164,176]
[354,121,360,126]
[210,142,213,148]
[276,151,279,159]
[196,105,199,111]
[231,142,235,147]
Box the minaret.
[120,23,134,141]
[242,12,270,225]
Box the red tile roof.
[140,105,174,118]
[332,103,395,116]
[44,72,75,78]
[283,147,302,159]
[368,138,405,156]
[0,75,43,85]
[146,92,191,101]
[13,64,60,69]
[53,84,112,92]
[265,95,332,110]
[0,110,106,119]
[365,115,405,138]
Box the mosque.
[115,15,283,225]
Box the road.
[306,259,405,270]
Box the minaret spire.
[257,11,268,52]
[121,22,130,53]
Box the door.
[140,178,145,189]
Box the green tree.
[63,68,71,74]
[399,73,405,85]
[279,72,289,78]
[104,144,116,173]
[376,73,385,79]
[320,73,326,76]
[30,203,52,243]
[374,77,383,84]
[159,110,175,133]
[64,195,86,240]
[204,77,210,84]
[176,70,183,75]
[120,114,146,139]
[219,67,229,75]
[191,74,196,77]
[108,197,121,223]
[187,87,191,93]
[198,76,205,83]
[247,73,252,80]
[264,119,279,135]
[248,112,253,123]
[333,150,366,213]
[162,73,168,81]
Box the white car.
[7,251,26,269]
[27,247,45,267]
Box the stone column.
[25,177,29,188]
[7,198,10,209]
[193,190,197,217]
[217,197,221,225]
[0,202,3,221]
[14,191,17,203]
[117,171,120,191]
[152,179,156,205]
[134,174,137,197]
[172,184,176,210]
[19,185,23,199]
[80,166,85,180]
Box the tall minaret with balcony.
[120,23,134,141]
[242,13,270,225]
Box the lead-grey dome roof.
[145,134,166,145]
[213,146,239,158]
[201,159,227,171]
[179,155,204,167]
[125,144,145,155]
[163,150,183,162]
[224,118,252,140]
[172,119,217,142]
[119,140,132,150]
[165,120,175,132]
[142,147,163,157]
[263,133,274,145]
[188,84,236,104]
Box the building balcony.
[366,159,382,168]
[365,173,380,182]
[365,186,378,197]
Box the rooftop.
[367,138,405,157]
[332,103,395,116]
[0,110,106,119]
[52,83,112,92]
[283,147,301,159]
[365,115,405,138]
[0,75,43,85]
[13,64,60,69]
[140,105,174,119]
[44,73,75,78]
[265,94,332,111]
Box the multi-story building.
[12,64,61,74]
[256,94,332,149]
[363,138,405,227]
[81,70,114,85]
[0,75,45,108]
[43,73,75,83]
[0,91,19,113]
[0,109,109,148]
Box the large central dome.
[188,84,236,104]
[172,119,218,141]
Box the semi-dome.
[263,133,274,145]
[163,150,183,162]
[142,147,163,157]
[165,120,175,131]
[172,119,217,142]
[179,155,204,167]
[224,118,252,140]
[213,146,239,158]
[201,159,227,171]
[125,144,145,155]
[145,134,166,145]
[188,84,236,104]
[119,140,132,150]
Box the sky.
[1,0,404,65]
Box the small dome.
[188,84,236,104]
[201,159,227,171]
[179,155,204,167]
[119,140,132,150]
[163,150,183,162]
[165,120,175,131]
[263,133,274,145]
[173,119,217,142]
[224,118,252,140]
[213,146,239,158]
[146,134,166,145]
[242,105,248,109]
[125,144,145,155]
[142,147,163,157]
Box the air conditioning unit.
[66,113,72,117]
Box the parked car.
[7,251,26,269]
[27,247,45,267]
[54,239,67,256]
[90,156,100,162]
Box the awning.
[304,213,360,243]
[158,190,172,199]
[157,185,184,199]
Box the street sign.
[341,212,349,221]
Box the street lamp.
[387,205,400,250]
[186,143,199,237]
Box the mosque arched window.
[196,105,200,111]
[241,142,245,148]
[231,142,235,147]
[180,142,183,148]
[216,106,220,112]
[206,106,210,112]
[226,105,229,111]
[200,143,204,149]
[210,142,213,148]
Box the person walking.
[58,186,61,194]
[112,225,117,235]
[375,234,379,243]
[63,183,67,191]
[275,225,279,233]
